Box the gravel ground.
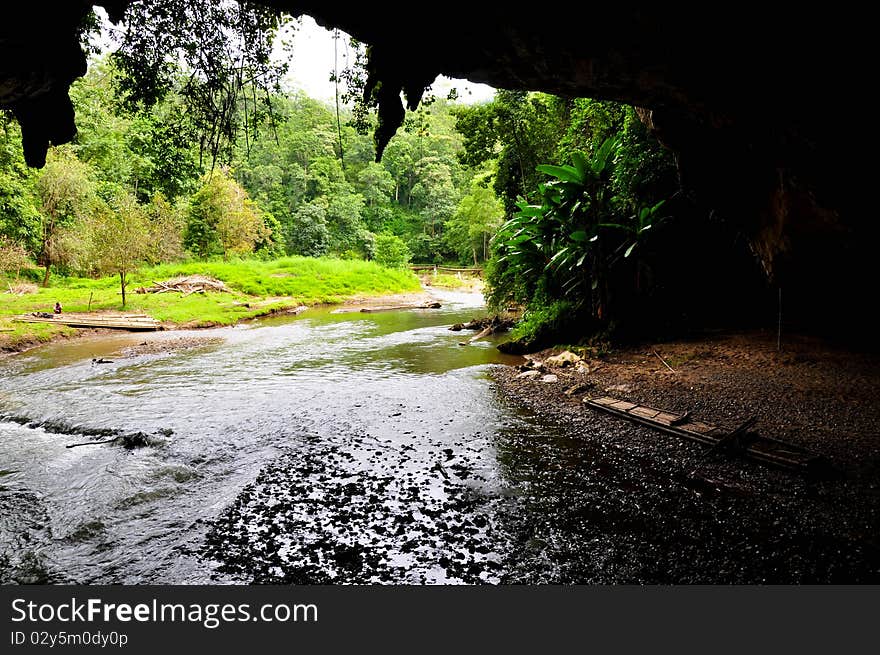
[489,330,880,583]
[116,335,224,357]
[203,431,508,584]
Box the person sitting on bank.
[54,302,62,314]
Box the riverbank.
[419,270,484,292]
[490,330,880,582]
[0,256,422,355]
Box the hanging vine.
[110,0,293,166]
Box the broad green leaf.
[592,136,619,173]
[536,164,583,184]
[516,205,546,218]
[571,152,589,179]
[547,246,571,267]
[569,230,588,242]
[598,222,632,232]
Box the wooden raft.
[584,396,826,472]
[13,313,161,331]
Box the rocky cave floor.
[203,330,879,584]
[489,330,880,583]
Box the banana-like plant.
[491,136,666,319]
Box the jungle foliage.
[5,11,749,346]
[453,93,679,346]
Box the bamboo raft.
[13,313,161,331]
[585,395,829,473]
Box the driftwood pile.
[5,282,38,295]
[135,275,231,295]
[452,315,516,345]
[449,316,515,333]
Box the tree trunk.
[473,247,478,267]
[120,271,126,307]
[42,263,50,287]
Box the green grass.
[1,256,420,349]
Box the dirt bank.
[489,330,880,582]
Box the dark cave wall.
[0,5,94,167]
[0,3,869,330]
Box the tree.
[0,114,41,254]
[111,0,291,165]
[185,170,270,258]
[455,91,567,214]
[69,58,201,202]
[373,234,411,269]
[285,202,330,257]
[324,192,367,253]
[410,157,458,239]
[446,183,503,264]
[88,193,150,307]
[143,193,185,264]
[0,169,41,255]
[0,236,31,278]
[306,156,348,200]
[357,162,395,208]
[35,149,96,286]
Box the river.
[0,289,565,584]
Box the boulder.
[545,351,582,368]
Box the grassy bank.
[1,256,420,351]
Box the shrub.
[373,233,411,269]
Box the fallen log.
[66,436,120,448]
[333,301,443,314]
[451,315,515,335]
[66,432,153,449]
[468,325,495,343]
[653,350,676,373]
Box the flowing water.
[0,289,556,584]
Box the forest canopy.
[3,9,763,343]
